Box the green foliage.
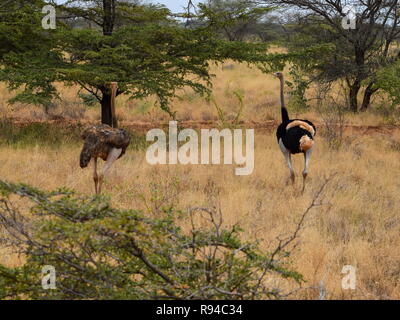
[286,65,310,111]
[78,92,98,107]
[197,0,272,41]
[0,0,276,117]
[284,19,339,77]
[278,1,400,112]
[0,181,303,300]
[0,0,60,107]
[375,61,400,107]
[257,43,332,74]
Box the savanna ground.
[1,61,400,299]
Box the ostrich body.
[275,72,316,192]
[80,124,130,194]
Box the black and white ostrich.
[275,72,316,192]
[80,124,131,194]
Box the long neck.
[279,77,285,109]
[279,76,289,122]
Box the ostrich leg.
[302,149,313,193]
[98,148,122,194]
[92,158,99,194]
[279,139,295,184]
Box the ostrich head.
[274,72,283,80]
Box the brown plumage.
[80,124,131,194]
[80,124,130,167]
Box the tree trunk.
[348,47,365,113]
[101,92,113,126]
[102,0,115,36]
[349,80,361,112]
[110,82,118,128]
[100,1,117,127]
[360,83,377,112]
[100,83,118,127]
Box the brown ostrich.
[80,124,131,194]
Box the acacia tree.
[198,0,272,41]
[0,0,272,124]
[266,0,400,112]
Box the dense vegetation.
[0,181,305,299]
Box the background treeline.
[194,0,400,114]
[1,0,400,119]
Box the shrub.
[0,181,304,300]
[318,100,347,150]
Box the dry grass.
[1,130,400,299]
[1,62,400,299]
